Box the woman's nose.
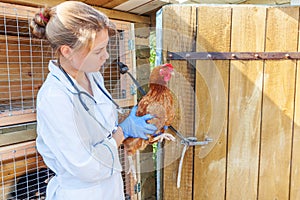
[103,49,109,60]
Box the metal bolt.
[285,53,290,59]
[207,54,212,59]
[231,54,236,59]
[186,53,190,58]
[168,53,173,58]
[254,54,259,59]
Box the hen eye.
[159,68,164,76]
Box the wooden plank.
[290,51,300,200]
[0,80,44,94]
[244,0,288,4]
[130,0,167,15]
[290,14,300,198]
[102,0,129,8]
[258,7,298,200]
[226,6,266,200]
[0,1,150,24]
[0,2,36,19]
[193,6,231,200]
[161,5,196,200]
[84,0,113,7]
[0,141,36,160]
[0,129,36,146]
[117,0,167,15]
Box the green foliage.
[149,31,156,70]
[149,30,158,164]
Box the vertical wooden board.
[290,60,300,200]
[227,6,266,200]
[259,7,298,200]
[290,18,300,199]
[161,5,196,200]
[193,6,231,200]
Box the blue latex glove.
[120,106,157,140]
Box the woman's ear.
[60,45,72,58]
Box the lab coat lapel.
[48,60,78,94]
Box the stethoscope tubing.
[58,64,116,137]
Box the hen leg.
[127,155,137,181]
[152,133,176,143]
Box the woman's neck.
[59,59,93,95]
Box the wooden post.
[290,16,300,199]
[258,7,299,199]
[193,6,231,200]
[226,6,266,199]
[290,68,300,198]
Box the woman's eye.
[95,48,105,55]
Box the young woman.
[30,1,157,199]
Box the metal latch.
[134,182,141,194]
[177,135,213,189]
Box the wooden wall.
[160,4,300,200]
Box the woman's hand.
[119,106,157,140]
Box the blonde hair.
[30,1,116,55]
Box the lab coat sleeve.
[37,85,121,183]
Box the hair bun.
[30,8,51,39]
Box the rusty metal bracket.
[167,51,300,60]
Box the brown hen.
[123,63,175,179]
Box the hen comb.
[163,63,174,69]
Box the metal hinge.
[134,182,141,194]
[128,39,134,50]
[130,84,136,95]
[167,51,300,60]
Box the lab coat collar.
[48,60,109,104]
[48,60,78,94]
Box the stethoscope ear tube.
[92,76,123,111]
[117,62,146,96]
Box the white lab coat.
[36,60,124,200]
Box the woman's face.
[71,29,109,73]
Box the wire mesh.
[0,5,52,117]
[0,142,50,200]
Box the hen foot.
[152,133,176,143]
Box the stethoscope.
[57,62,124,137]
[58,63,124,113]
[57,61,145,137]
